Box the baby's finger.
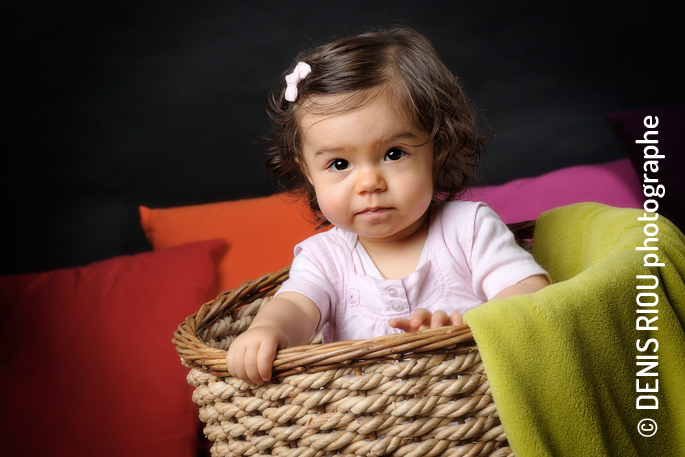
[243,344,263,385]
[226,347,236,378]
[410,309,431,331]
[430,310,448,329]
[388,317,412,332]
[257,341,277,383]
[450,311,464,326]
[229,346,248,383]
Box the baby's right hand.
[389,308,463,333]
[226,326,290,385]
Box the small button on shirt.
[277,201,548,343]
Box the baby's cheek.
[318,197,347,227]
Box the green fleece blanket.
[464,203,685,457]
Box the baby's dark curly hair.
[265,25,488,226]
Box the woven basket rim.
[173,269,478,378]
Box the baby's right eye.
[328,159,349,171]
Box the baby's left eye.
[385,149,406,161]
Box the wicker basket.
[173,221,535,457]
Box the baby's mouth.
[357,207,391,216]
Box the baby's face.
[299,94,434,244]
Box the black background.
[2,0,681,274]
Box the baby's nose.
[356,165,386,193]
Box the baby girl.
[226,25,549,385]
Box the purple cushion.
[465,158,642,223]
[606,104,685,230]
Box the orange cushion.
[140,194,321,293]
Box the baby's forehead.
[297,92,418,132]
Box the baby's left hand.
[389,309,463,333]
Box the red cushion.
[140,193,321,293]
[0,240,224,457]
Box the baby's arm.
[226,291,320,385]
[490,274,549,300]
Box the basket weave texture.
[173,221,535,457]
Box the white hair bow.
[284,62,311,102]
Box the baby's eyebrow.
[386,130,420,143]
[385,130,434,149]
[313,147,345,157]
